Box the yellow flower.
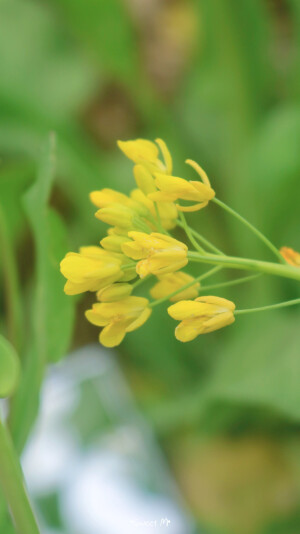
[117,138,172,174]
[90,188,149,218]
[97,283,133,302]
[168,296,235,341]
[280,247,300,267]
[150,272,200,302]
[122,231,188,278]
[149,159,215,212]
[130,188,177,230]
[60,247,123,295]
[85,297,152,347]
[95,203,137,229]
[90,189,131,209]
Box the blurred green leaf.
[0,335,20,398]
[52,0,138,81]
[0,0,96,123]
[10,134,75,451]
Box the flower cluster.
[60,138,300,348]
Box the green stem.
[235,297,300,315]
[188,251,300,282]
[0,418,40,534]
[0,207,23,352]
[178,212,206,254]
[149,266,222,308]
[213,198,284,263]
[199,273,261,292]
[176,220,223,255]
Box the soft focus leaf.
[10,134,75,450]
[0,335,20,398]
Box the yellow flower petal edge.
[168,296,235,341]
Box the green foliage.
[0,336,20,398]
[9,134,75,451]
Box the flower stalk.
[188,251,300,282]
[0,418,40,534]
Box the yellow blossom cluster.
[60,138,235,347]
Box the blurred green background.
[0,0,300,533]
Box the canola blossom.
[60,138,300,347]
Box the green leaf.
[0,336,20,398]
[10,133,75,451]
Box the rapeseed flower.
[60,247,123,295]
[85,297,151,347]
[122,232,188,278]
[168,296,235,341]
[150,159,215,212]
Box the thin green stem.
[213,197,284,263]
[0,418,40,534]
[0,207,23,352]
[188,251,300,282]
[132,276,148,289]
[235,297,300,315]
[199,273,261,292]
[178,212,206,254]
[177,221,224,255]
[149,266,222,308]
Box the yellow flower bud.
[117,138,172,174]
[150,272,200,302]
[101,234,131,253]
[90,189,131,209]
[122,232,188,278]
[149,159,215,212]
[97,283,133,302]
[280,247,300,267]
[60,247,123,295]
[95,204,135,228]
[85,296,152,347]
[168,296,235,341]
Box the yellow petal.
[126,307,152,332]
[100,322,127,347]
[195,296,236,311]
[202,311,235,333]
[176,201,208,212]
[117,139,159,163]
[185,159,211,187]
[155,138,173,174]
[89,189,130,208]
[133,165,157,195]
[174,319,201,342]
[168,300,203,320]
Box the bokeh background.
[0,1,300,533]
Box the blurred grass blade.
[0,336,20,398]
[10,133,75,451]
